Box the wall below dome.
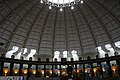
[81,52,97,60]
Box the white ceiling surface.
[0,0,120,59]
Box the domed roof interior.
[0,0,120,60]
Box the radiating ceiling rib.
[77,5,98,49]
[51,8,58,59]
[0,1,16,25]
[0,0,28,27]
[109,1,119,11]
[91,0,120,49]
[64,8,68,51]
[84,1,116,50]
[22,5,45,48]
[70,9,84,59]
[0,0,33,29]
[37,9,52,55]
[93,0,120,24]
[4,1,39,52]
[93,0,120,41]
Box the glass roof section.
[48,0,75,4]
[41,0,82,10]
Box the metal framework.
[0,0,120,59]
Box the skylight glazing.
[48,0,75,4]
[40,0,83,11]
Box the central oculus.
[40,0,83,11]
[48,0,75,4]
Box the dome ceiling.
[0,0,120,59]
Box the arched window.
[5,46,19,58]
[105,44,114,56]
[71,50,78,61]
[114,41,120,55]
[27,49,36,60]
[53,51,60,61]
[15,48,28,59]
[63,51,67,58]
[97,46,106,58]
[22,48,27,54]
[115,41,120,48]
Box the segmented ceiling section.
[0,0,120,57]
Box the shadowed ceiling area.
[0,0,120,60]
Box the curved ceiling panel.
[0,0,120,60]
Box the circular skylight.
[41,0,83,9]
[48,0,75,4]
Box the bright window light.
[22,48,27,54]
[48,0,75,4]
[115,41,120,48]
[71,50,77,54]
[105,44,114,56]
[97,46,105,58]
[27,49,36,59]
[41,0,82,10]
[71,50,78,61]
[12,46,19,51]
[63,51,67,58]
[97,46,102,51]
[105,44,112,49]
[15,48,28,59]
[53,51,60,61]
[54,51,60,55]
[5,46,19,58]
[30,49,36,54]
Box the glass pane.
[22,64,28,76]
[3,62,10,76]
[13,63,19,76]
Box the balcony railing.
[0,54,120,80]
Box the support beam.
[4,1,39,52]
[64,8,69,51]
[91,0,120,49]
[37,9,52,55]
[77,4,98,54]
[70,9,84,59]
[22,5,45,48]
[84,1,116,50]
[51,8,58,60]
[0,0,28,26]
